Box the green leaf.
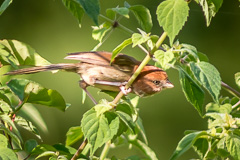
[94,102,112,117]
[136,117,148,144]
[0,90,11,107]
[24,139,38,153]
[0,113,22,141]
[179,68,204,116]
[206,103,232,114]
[65,126,83,146]
[235,72,240,89]
[129,5,153,32]
[198,0,223,26]
[111,7,129,18]
[0,0,12,15]
[0,134,8,148]
[36,151,56,159]
[112,38,132,62]
[0,125,22,149]
[77,0,100,25]
[170,131,207,160]
[7,78,68,111]
[129,139,158,160]
[132,31,150,48]
[19,103,48,135]
[156,0,189,45]
[92,23,111,42]
[192,138,208,159]
[154,50,175,70]
[15,116,41,140]
[226,135,240,160]
[190,62,221,102]
[31,144,57,155]
[181,43,199,61]
[81,109,119,155]
[0,39,50,68]
[0,147,18,160]
[62,0,85,27]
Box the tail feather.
[5,63,77,75]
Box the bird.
[5,51,174,104]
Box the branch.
[221,81,240,99]
[71,138,88,160]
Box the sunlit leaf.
[112,38,132,62]
[156,0,189,45]
[0,147,18,160]
[235,72,240,89]
[132,31,150,48]
[190,62,221,102]
[81,109,119,155]
[7,78,68,111]
[0,134,8,148]
[0,39,50,68]
[62,0,85,27]
[154,50,175,70]
[111,7,129,18]
[226,135,240,160]
[66,126,83,146]
[92,23,111,42]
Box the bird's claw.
[120,86,132,95]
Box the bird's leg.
[79,80,97,105]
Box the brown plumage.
[5,51,174,98]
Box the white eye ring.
[152,80,160,85]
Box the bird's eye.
[152,80,161,85]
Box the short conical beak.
[163,80,174,88]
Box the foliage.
[0,0,239,159]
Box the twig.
[99,140,111,160]
[71,138,88,160]
[221,81,240,99]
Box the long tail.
[5,63,77,75]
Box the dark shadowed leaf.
[179,68,204,116]
[129,139,158,160]
[15,116,41,140]
[0,0,13,15]
[198,0,223,26]
[170,131,208,160]
[62,0,85,27]
[24,139,38,153]
[77,0,100,25]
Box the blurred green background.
[0,0,240,159]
